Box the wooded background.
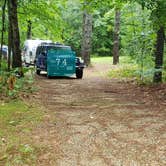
[0,0,166,82]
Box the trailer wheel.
[76,68,83,79]
[47,75,51,79]
[36,69,41,75]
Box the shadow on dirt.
[36,73,77,80]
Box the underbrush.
[0,62,45,165]
[0,63,36,99]
[108,64,138,79]
[0,100,44,165]
[92,56,166,84]
[108,63,166,84]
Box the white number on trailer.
[55,58,67,66]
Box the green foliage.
[106,55,166,83]
[132,0,166,27]
[1,0,65,46]
[61,0,82,55]
[61,0,124,56]
[150,1,166,28]
[119,2,158,82]
[0,62,35,99]
[0,0,165,82]
[17,0,65,45]
[121,3,154,55]
[109,65,138,79]
[92,8,113,56]
[107,56,138,78]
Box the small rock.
[1,138,6,143]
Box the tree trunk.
[113,9,121,65]
[81,10,92,66]
[153,26,165,83]
[7,0,13,71]
[27,20,32,39]
[8,0,22,69]
[0,0,7,68]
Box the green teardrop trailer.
[35,43,84,78]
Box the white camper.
[23,39,52,65]
[0,45,8,60]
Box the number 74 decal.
[56,58,67,66]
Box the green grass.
[91,56,113,63]
[108,64,139,79]
[91,56,159,83]
[91,56,133,64]
[0,100,43,165]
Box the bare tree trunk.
[27,19,32,39]
[153,26,165,83]
[8,0,22,69]
[0,0,7,68]
[113,9,121,65]
[81,10,92,66]
[7,0,13,71]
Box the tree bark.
[113,9,121,65]
[8,0,22,68]
[7,0,13,71]
[0,0,7,68]
[81,10,92,66]
[27,19,32,39]
[153,26,165,83]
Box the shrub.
[0,62,35,99]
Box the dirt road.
[32,63,166,166]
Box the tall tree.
[133,0,166,83]
[152,1,166,83]
[113,8,121,64]
[8,0,22,69]
[81,8,92,66]
[7,0,13,70]
[26,19,32,39]
[112,0,126,64]
[153,26,165,83]
[0,0,7,68]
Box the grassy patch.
[91,56,113,63]
[91,56,138,79]
[0,100,43,165]
[91,56,133,64]
[108,64,138,79]
[91,56,165,83]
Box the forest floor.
[27,62,165,165]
